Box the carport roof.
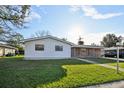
[72,45,104,49]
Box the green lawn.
[110,63,124,68]
[86,58,124,68]
[1,56,124,88]
[84,58,116,64]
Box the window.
[55,45,63,51]
[35,44,44,51]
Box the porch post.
[2,47,5,56]
[74,48,76,57]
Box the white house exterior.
[24,35,74,60]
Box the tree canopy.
[0,31,24,47]
[101,34,122,47]
[0,5,30,50]
[0,5,30,32]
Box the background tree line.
[101,34,124,47]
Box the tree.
[31,30,50,38]
[101,34,122,47]
[0,5,30,55]
[78,36,84,45]
[0,31,24,47]
[8,33,24,47]
[0,31,24,55]
[91,43,97,46]
[0,5,30,32]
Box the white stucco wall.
[24,38,71,60]
[0,47,15,56]
[5,48,15,55]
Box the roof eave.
[23,36,75,46]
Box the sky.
[17,5,124,45]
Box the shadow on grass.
[0,56,92,88]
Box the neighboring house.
[0,44,17,56]
[24,35,103,60]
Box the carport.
[71,45,103,58]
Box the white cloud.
[68,6,124,44]
[82,6,123,19]
[25,11,42,22]
[70,5,81,12]
[70,6,123,19]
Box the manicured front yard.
[1,56,124,88]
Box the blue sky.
[17,5,124,45]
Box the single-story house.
[23,35,103,60]
[0,43,17,56]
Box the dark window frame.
[55,45,63,51]
[35,44,44,51]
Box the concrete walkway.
[103,57,124,61]
[84,80,124,88]
[76,58,124,72]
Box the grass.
[84,58,116,64]
[86,57,124,68]
[110,63,124,68]
[1,56,124,87]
